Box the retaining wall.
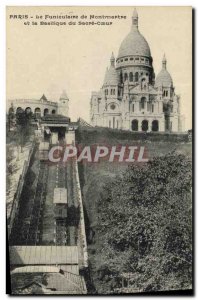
[8,143,36,238]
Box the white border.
[1,0,196,299]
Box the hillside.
[76,127,192,294]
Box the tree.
[16,108,33,151]
[7,105,16,132]
[93,153,192,293]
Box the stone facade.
[90,9,184,132]
[7,91,69,118]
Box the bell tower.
[58,90,69,117]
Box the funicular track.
[54,160,68,246]
[26,162,49,245]
[10,136,80,248]
[9,160,49,245]
[55,219,68,245]
[66,157,79,246]
[54,141,79,246]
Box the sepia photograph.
[6,6,192,295]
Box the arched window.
[25,107,32,114]
[163,90,168,97]
[35,107,41,118]
[132,119,138,131]
[140,97,146,110]
[135,72,139,82]
[16,107,23,114]
[110,89,115,95]
[25,107,32,120]
[120,73,123,84]
[124,73,128,81]
[52,109,56,114]
[152,120,159,132]
[44,108,49,116]
[129,72,133,82]
[142,120,148,132]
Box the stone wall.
[8,143,36,238]
[77,126,190,143]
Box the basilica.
[90,9,184,132]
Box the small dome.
[103,53,119,86]
[155,69,173,87]
[155,55,173,87]
[103,66,119,86]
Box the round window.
[110,104,116,110]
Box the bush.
[93,153,192,293]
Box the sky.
[6,6,192,130]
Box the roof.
[155,54,173,88]
[117,10,151,59]
[103,66,119,86]
[41,114,70,124]
[53,188,67,204]
[118,27,151,59]
[12,265,79,276]
[60,90,69,100]
[103,53,119,86]
[155,68,173,87]
[40,94,48,101]
[11,272,87,294]
[11,266,60,274]
[10,246,78,265]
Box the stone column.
[138,119,141,131]
[149,120,152,132]
[159,119,165,132]
[136,101,139,113]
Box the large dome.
[117,9,151,59]
[118,28,151,59]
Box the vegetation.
[7,107,34,150]
[15,108,33,150]
[87,153,192,294]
